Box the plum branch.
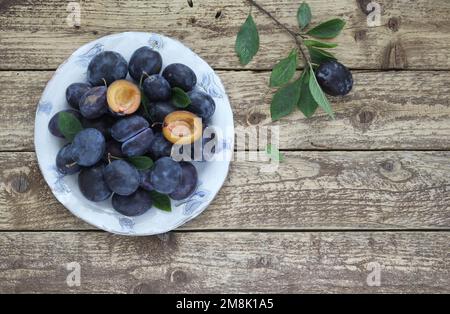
[246,0,311,67]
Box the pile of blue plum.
[49,47,217,217]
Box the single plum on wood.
[315,61,353,96]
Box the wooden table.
[0,0,449,293]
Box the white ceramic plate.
[35,32,234,236]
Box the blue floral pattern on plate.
[119,217,136,234]
[198,72,225,98]
[174,181,211,216]
[148,34,164,50]
[49,166,71,194]
[37,101,53,115]
[75,43,104,67]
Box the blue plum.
[162,63,197,92]
[150,157,182,194]
[142,74,171,101]
[78,163,112,202]
[56,144,81,175]
[66,83,91,109]
[111,115,149,142]
[128,47,163,82]
[149,101,177,123]
[187,89,216,121]
[48,109,82,138]
[148,132,173,160]
[70,128,106,167]
[169,162,198,200]
[103,139,124,161]
[139,169,154,191]
[112,189,153,217]
[104,160,140,196]
[87,51,128,86]
[315,61,353,96]
[81,115,116,139]
[79,86,108,119]
[122,128,154,157]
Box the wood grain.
[1,152,449,231]
[0,0,450,70]
[0,231,448,293]
[1,70,450,151]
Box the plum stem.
[246,0,311,67]
[151,122,163,128]
[107,153,122,164]
[139,72,150,88]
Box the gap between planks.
[0,229,449,233]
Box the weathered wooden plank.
[0,0,450,70]
[0,231,448,293]
[1,152,449,230]
[1,70,450,151]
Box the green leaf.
[304,39,338,48]
[297,69,318,118]
[127,156,154,170]
[297,2,312,30]
[307,18,346,39]
[308,47,337,65]
[308,66,335,119]
[270,79,302,121]
[140,90,151,121]
[270,49,298,87]
[58,111,83,142]
[171,87,191,108]
[150,191,172,212]
[266,144,284,162]
[235,14,260,65]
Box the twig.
[246,0,311,66]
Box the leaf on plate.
[58,111,84,142]
[171,87,191,108]
[140,91,152,121]
[150,191,172,212]
[127,156,154,170]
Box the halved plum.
[162,111,202,145]
[107,80,141,116]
